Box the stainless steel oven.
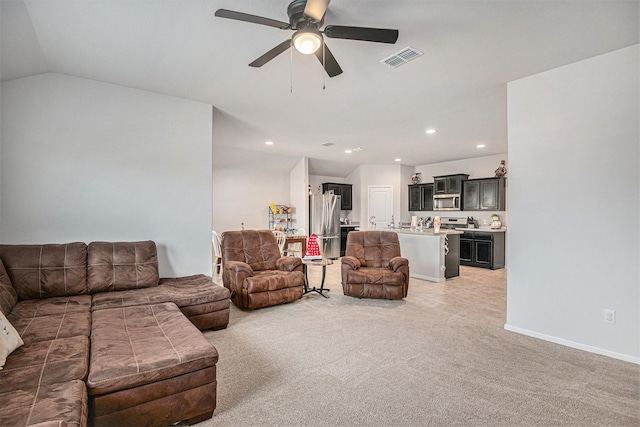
[433,194,461,211]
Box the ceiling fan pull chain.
[322,40,326,90]
[289,41,294,93]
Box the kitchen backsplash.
[405,211,508,229]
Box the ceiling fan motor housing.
[287,0,323,29]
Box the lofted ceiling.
[2,0,638,176]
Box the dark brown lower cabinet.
[444,234,460,278]
[460,231,505,270]
[340,226,357,257]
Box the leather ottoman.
[87,303,218,427]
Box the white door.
[368,185,393,229]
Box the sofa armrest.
[341,256,361,270]
[276,257,302,272]
[389,256,408,272]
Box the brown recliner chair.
[341,231,409,299]
[221,230,305,309]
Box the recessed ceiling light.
[265,141,274,145]
[394,158,401,162]
[426,129,436,134]
[345,149,352,154]
[477,144,485,148]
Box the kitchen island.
[394,229,463,283]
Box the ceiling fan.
[215,0,399,77]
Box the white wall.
[414,154,508,182]
[352,164,403,227]
[308,174,344,195]
[212,145,291,233]
[1,73,213,277]
[290,158,309,232]
[346,167,361,224]
[212,168,289,233]
[506,45,639,362]
[400,164,414,223]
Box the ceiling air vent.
[321,142,335,147]
[381,46,423,68]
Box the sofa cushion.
[87,241,159,294]
[0,335,89,393]
[90,274,228,311]
[0,380,87,427]
[9,311,91,346]
[0,310,23,369]
[156,275,231,306]
[0,259,18,316]
[87,302,218,396]
[9,295,91,319]
[0,243,88,300]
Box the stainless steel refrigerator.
[309,193,341,259]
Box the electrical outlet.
[603,309,616,324]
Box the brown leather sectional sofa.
[0,241,230,427]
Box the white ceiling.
[2,0,638,176]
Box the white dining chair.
[272,230,286,256]
[283,228,305,257]
[212,230,222,276]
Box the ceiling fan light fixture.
[292,29,322,54]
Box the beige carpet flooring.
[197,264,639,426]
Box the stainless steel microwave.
[433,194,461,211]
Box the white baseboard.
[410,273,444,283]
[504,323,640,365]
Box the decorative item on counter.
[411,172,422,184]
[369,216,376,229]
[490,214,502,229]
[410,216,418,231]
[433,216,441,233]
[495,160,507,177]
[304,233,322,260]
[467,216,476,229]
[241,222,245,230]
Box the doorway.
[368,185,393,229]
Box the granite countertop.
[458,227,507,233]
[379,228,463,235]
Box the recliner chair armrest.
[341,256,361,270]
[276,256,302,272]
[225,260,253,276]
[389,256,408,272]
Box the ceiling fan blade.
[215,9,290,30]
[324,25,399,44]
[304,0,331,22]
[249,40,292,67]
[314,42,343,78]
